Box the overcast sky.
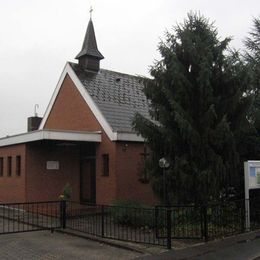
[0,0,259,137]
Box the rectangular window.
[0,157,3,177]
[102,154,109,176]
[7,156,12,177]
[16,156,21,176]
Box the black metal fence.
[66,202,169,247]
[206,200,245,240]
[0,199,259,250]
[249,196,260,230]
[64,198,260,249]
[0,201,61,234]
[155,205,203,240]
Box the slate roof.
[70,62,151,133]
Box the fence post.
[245,198,251,231]
[241,202,245,233]
[101,205,104,238]
[155,206,159,238]
[166,208,172,249]
[60,200,67,229]
[202,205,208,242]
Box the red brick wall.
[26,143,80,202]
[44,74,100,131]
[42,74,118,204]
[0,144,26,203]
[115,142,159,205]
[95,133,117,204]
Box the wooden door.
[80,159,96,203]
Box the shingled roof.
[75,19,104,60]
[70,62,151,133]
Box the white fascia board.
[41,130,101,142]
[39,62,117,141]
[0,131,42,147]
[0,130,101,147]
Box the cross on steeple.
[89,6,93,19]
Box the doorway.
[80,158,96,203]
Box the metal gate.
[0,201,61,235]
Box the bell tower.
[75,9,104,72]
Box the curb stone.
[56,228,165,255]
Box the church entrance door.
[80,158,96,203]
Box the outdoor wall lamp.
[159,157,170,206]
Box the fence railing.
[249,196,260,230]
[0,201,61,234]
[64,198,260,249]
[155,205,203,240]
[0,198,259,250]
[66,201,169,247]
[205,200,245,240]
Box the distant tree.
[133,13,251,205]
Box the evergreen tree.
[245,17,260,90]
[244,17,260,135]
[242,16,260,204]
[233,17,260,193]
[133,13,251,204]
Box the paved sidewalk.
[138,230,260,259]
[0,231,142,259]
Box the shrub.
[110,200,158,228]
[60,183,72,200]
[109,200,171,229]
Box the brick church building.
[0,17,158,205]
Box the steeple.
[75,15,104,72]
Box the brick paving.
[0,231,142,259]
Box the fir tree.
[244,17,260,134]
[133,13,251,204]
[234,16,260,184]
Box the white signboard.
[46,161,59,170]
[245,161,260,190]
[244,160,260,230]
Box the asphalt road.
[190,238,260,260]
[0,230,141,259]
[139,231,260,260]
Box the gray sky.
[0,0,259,137]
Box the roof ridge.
[69,61,151,137]
[69,62,149,79]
